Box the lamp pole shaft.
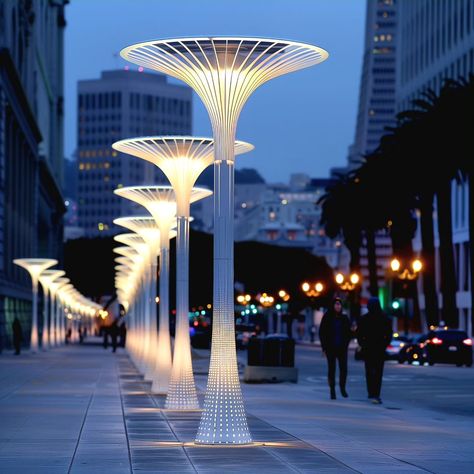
[196,127,251,444]
[31,280,39,352]
[42,288,49,350]
[166,215,199,409]
[153,239,172,394]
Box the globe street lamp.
[301,281,325,298]
[390,257,423,335]
[335,272,361,292]
[38,270,65,350]
[122,36,328,444]
[13,258,58,352]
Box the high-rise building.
[347,0,398,299]
[0,1,68,350]
[76,70,192,236]
[348,0,397,168]
[397,0,474,334]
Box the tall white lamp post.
[13,258,58,352]
[38,270,65,350]
[113,215,175,393]
[49,277,69,346]
[114,185,210,407]
[121,37,328,443]
[112,138,252,408]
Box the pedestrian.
[12,317,22,355]
[66,328,72,344]
[110,321,119,353]
[102,325,109,349]
[119,322,127,348]
[319,297,352,399]
[357,297,392,404]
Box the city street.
[235,344,474,473]
[0,342,473,473]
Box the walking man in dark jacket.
[12,317,22,355]
[319,297,352,399]
[357,297,392,404]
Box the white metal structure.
[38,270,65,349]
[114,185,211,409]
[13,259,58,352]
[121,37,328,444]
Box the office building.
[76,69,192,236]
[347,0,398,299]
[0,0,67,350]
[397,0,474,334]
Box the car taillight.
[430,337,443,345]
[463,338,472,346]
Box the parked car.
[398,329,473,367]
[236,323,257,349]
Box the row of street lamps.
[13,258,100,352]
[238,257,422,312]
[112,35,329,446]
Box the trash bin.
[245,334,298,383]
[263,334,295,367]
[247,334,295,367]
[247,337,265,366]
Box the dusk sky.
[65,0,366,182]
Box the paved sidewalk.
[1,343,473,473]
[0,345,352,473]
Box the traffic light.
[391,300,400,310]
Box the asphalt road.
[293,344,474,418]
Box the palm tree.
[318,175,364,320]
[453,75,474,331]
[398,81,469,327]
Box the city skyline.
[64,0,366,183]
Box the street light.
[38,269,65,350]
[113,138,250,410]
[259,293,274,308]
[48,277,69,346]
[122,36,328,444]
[389,257,423,335]
[301,281,325,298]
[236,294,251,305]
[335,272,361,292]
[113,215,174,394]
[114,185,210,409]
[13,258,58,352]
[390,257,422,280]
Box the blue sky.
[65,0,366,182]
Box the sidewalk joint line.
[67,392,93,474]
[117,357,134,474]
